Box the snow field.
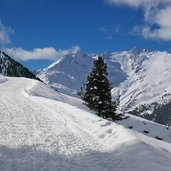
[0,76,171,171]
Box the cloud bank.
[105,0,171,40]
[4,46,81,61]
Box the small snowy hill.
[1,76,171,171]
[0,51,39,80]
[38,47,171,124]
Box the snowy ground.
[118,113,171,143]
[1,77,171,171]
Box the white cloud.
[0,20,13,46]
[99,26,109,33]
[99,26,120,33]
[4,46,81,61]
[105,0,145,7]
[105,0,171,8]
[105,0,171,40]
[105,35,112,40]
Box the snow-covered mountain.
[37,49,127,95]
[0,51,39,80]
[38,47,171,125]
[38,49,94,94]
[1,75,171,171]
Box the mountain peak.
[129,46,150,54]
[62,46,83,57]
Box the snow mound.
[26,80,87,110]
[0,75,7,84]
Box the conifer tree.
[81,56,121,121]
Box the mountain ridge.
[0,50,40,81]
[38,47,171,125]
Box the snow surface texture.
[38,47,171,114]
[0,75,7,83]
[1,76,171,171]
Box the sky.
[0,0,171,71]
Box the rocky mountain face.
[0,51,39,80]
[38,47,171,125]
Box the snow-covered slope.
[1,76,171,171]
[38,47,171,124]
[110,48,171,112]
[118,113,171,143]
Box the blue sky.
[0,0,171,70]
